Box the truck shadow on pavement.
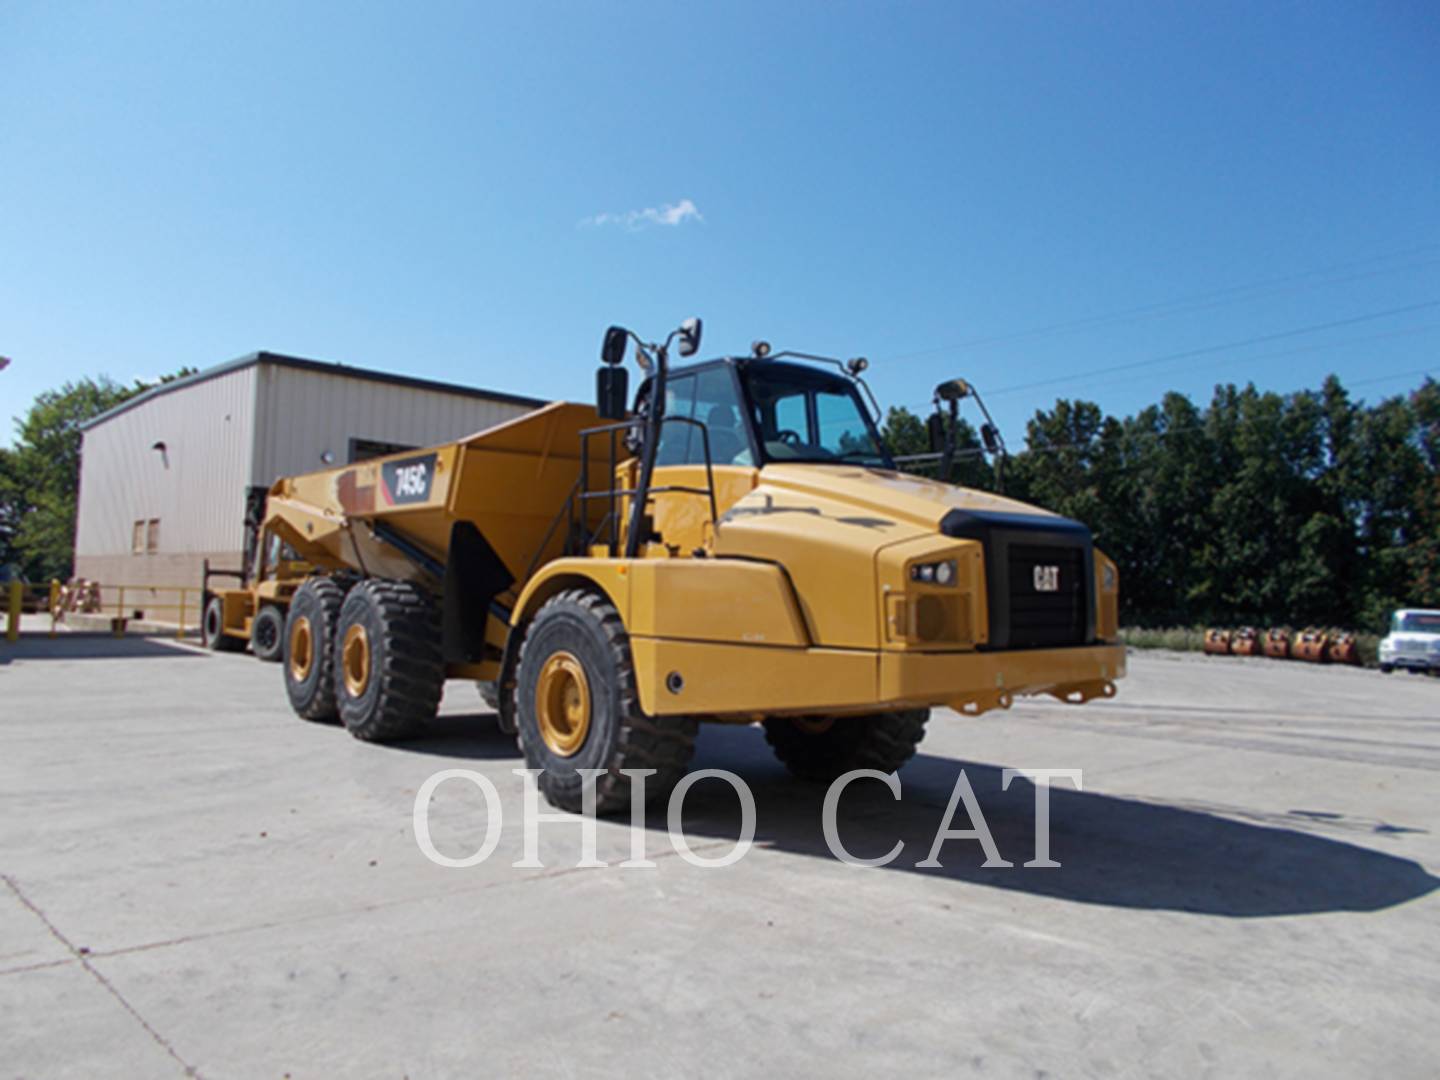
[0,634,206,663]
[664,725,1440,917]
[392,712,522,759]
[394,713,1439,917]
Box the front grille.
[1007,544,1087,647]
[940,507,1096,650]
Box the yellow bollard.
[49,580,60,638]
[5,579,19,642]
[176,588,186,641]
[114,585,126,638]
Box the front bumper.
[880,643,1126,713]
[630,637,1126,717]
[1382,652,1440,671]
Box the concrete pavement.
[2,637,1437,1078]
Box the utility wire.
[898,317,1440,416]
[879,242,1440,363]
[986,299,1440,398]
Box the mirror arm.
[624,343,668,558]
[938,398,958,481]
[970,388,1007,458]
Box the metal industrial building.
[74,351,542,593]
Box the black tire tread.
[763,709,929,782]
[286,577,345,721]
[516,589,697,814]
[203,596,246,652]
[338,579,444,742]
[251,605,285,663]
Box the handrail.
[578,414,719,557]
[3,579,202,642]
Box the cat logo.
[1033,565,1061,593]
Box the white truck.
[1378,609,1440,675]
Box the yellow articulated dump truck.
[205,319,1124,812]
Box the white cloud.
[581,198,703,230]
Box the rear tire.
[515,589,697,815]
[1380,664,1394,674]
[334,579,445,742]
[251,606,285,662]
[283,577,346,722]
[201,596,245,652]
[763,709,929,782]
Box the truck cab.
[1379,609,1440,674]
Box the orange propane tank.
[1203,628,1232,656]
[1325,632,1362,666]
[1262,627,1291,659]
[1292,628,1329,663]
[1230,627,1261,656]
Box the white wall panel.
[75,367,257,556]
[250,365,535,486]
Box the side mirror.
[596,366,629,420]
[677,317,702,358]
[602,326,629,366]
[927,412,946,453]
[981,423,1000,455]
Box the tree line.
[883,375,1440,632]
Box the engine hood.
[758,464,1075,532]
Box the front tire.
[202,596,245,652]
[334,579,445,742]
[763,710,930,782]
[1380,663,1394,674]
[251,606,285,662]
[283,577,346,722]
[515,589,697,814]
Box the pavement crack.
[2,873,205,1079]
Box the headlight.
[910,559,957,586]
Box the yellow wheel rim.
[535,651,591,757]
[342,623,371,698]
[289,616,314,682]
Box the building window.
[349,437,417,463]
[132,521,145,554]
[146,519,160,554]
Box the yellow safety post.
[49,580,60,638]
[176,587,187,641]
[114,585,126,638]
[5,578,20,642]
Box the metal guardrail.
[3,579,200,642]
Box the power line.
[986,299,1440,398]
[879,242,1440,363]
[1347,366,1438,391]
[899,319,1440,415]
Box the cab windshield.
[648,361,892,469]
[1393,612,1440,633]
[744,363,890,466]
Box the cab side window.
[653,369,752,466]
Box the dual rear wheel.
[283,577,444,741]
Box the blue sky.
[2,1,1438,445]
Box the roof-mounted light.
[752,340,772,359]
[847,357,868,376]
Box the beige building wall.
[74,366,257,599]
[250,364,531,486]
